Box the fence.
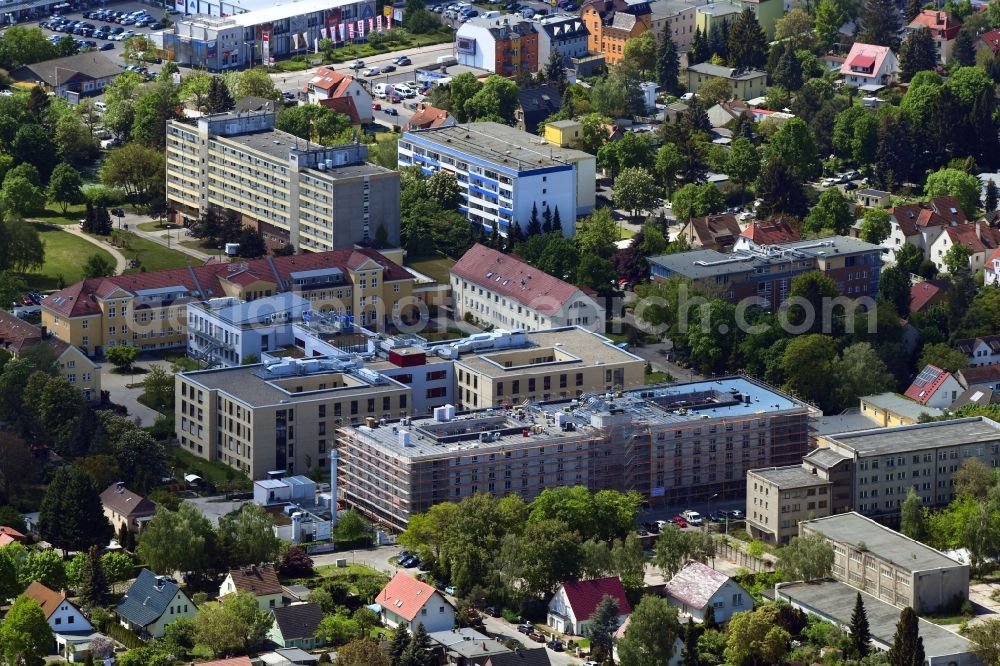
[715,539,775,574]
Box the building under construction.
[337,376,818,529]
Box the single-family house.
[986,248,1000,286]
[0,526,25,547]
[686,63,767,101]
[404,103,455,131]
[978,28,1000,54]
[856,188,891,209]
[516,85,561,134]
[219,565,285,611]
[100,482,156,535]
[840,43,898,88]
[22,581,100,663]
[268,603,325,650]
[115,569,197,639]
[429,627,511,663]
[882,197,965,263]
[927,221,1000,273]
[302,67,373,124]
[952,386,1000,410]
[954,334,1000,367]
[907,10,961,64]
[957,365,1000,392]
[376,571,455,633]
[680,214,743,251]
[547,577,631,636]
[663,560,753,623]
[910,280,950,314]
[732,218,800,252]
[904,364,964,409]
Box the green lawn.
[406,253,455,284]
[114,231,199,272]
[136,220,181,232]
[32,203,89,226]
[320,30,453,64]
[168,447,245,484]
[21,224,115,290]
[644,371,673,385]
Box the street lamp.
[244,40,255,68]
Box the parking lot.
[32,1,174,70]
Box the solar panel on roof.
[914,366,939,386]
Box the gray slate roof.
[486,648,552,666]
[115,569,183,627]
[13,52,121,85]
[272,603,324,640]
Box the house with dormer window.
[114,569,197,639]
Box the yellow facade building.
[0,310,100,401]
[41,249,417,358]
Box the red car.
[372,102,381,110]
[672,515,688,528]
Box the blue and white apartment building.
[398,122,596,237]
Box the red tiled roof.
[944,223,1000,254]
[890,197,965,237]
[378,571,445,621]
[987,247,1000,267]
[405,103,452,131]
[909,281,945,313]
[43,248,411,319]
[840,43,892,78]
[980,29,1000,53]
[851,54,876,68]
[225,565,283,597]
[909,10,961,38]
[308,67,356,95]
[452,244,584,316]
[904,364,953,404]
[560,576,631,620]
[959,364,1000,387]
[23,581,70,619]
[0,526,25,547]
[319,96,361,125]
[0,310,43,353]
[740,218,801,245]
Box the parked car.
[844,182,858,191]
[350,59,365,69]
[517,623,533,635]
[672,515,688,528]
[485,606,500,617]
[547,639,564,652]
[444,585,456,595]
[372,101,382,110]
[681,510,703,525]
[362,67,381,76]
[149,21,164,29]
[393,55,411,65]
[99,42,114,50]
[529,631,546,643]
[384,107,398,116]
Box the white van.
[373,82,390,98]
[481,10,500,18]
[94,100,107,112]
[436,55,458,66]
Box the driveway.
[101,358,173,426]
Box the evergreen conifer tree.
[985,178,998,213]
[953,29,976,67]
[850,591,871,658]
[689,27,709,65]
[206,76,235,114]
[79,545,109,607]
[682,618,701,666]
[728,9,767,69]
[887,607,925,666]
[551,207,562,235]
[389,625,410,666]
[860,0,901,48]
[542,205,553,233]
[656,28,680,95]
[526,202,542,235]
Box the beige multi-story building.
[452,244,606,335]
[41,248,416,357]
[747,417,1000,542]
[175,358,412,479]
[0,310,100,401]
[166,110,400,253]
[339,376,817,527]
[800,512,969,614]
[444,327,643,410]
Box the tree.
[404,0,436,33]
[502,518,581,598]
[849,592,871,658]
[725,137,761,196]
[105,345,138,372]
[131,80,179,149]
[899,28,937,82]
[896,243,924,275]
[953,28,975,67]
[831,343,895,412]
[463,75,519,125]
[0,596,52,666]
[696,76,737,106]
[38,466,112,556]
[859,208,892,245]
[332,508,371,545]
[101,551,135,585]
[217,503,281,567]
[860,0,901,48]
[689,26,709,65]
[400,623,434,666]
[814,0,847,49]
[101,142,166,204]
[765,118,820,182]
[389,625,411,666]
[78,545,109,607]
[194,592,268,657]
[587,595,621,659]
[654,525,715,578]
[137,503,216,574]
[12,124,58,183]
[0,27,57,70]
[315,612,359,647]
[82,254,116,279]
[954,458,994,498]
[623,31,656,75]
[338,638,390,666]
[900,487,928,542]
[756,156,808,218]
[427,170,462,209]
[614,167,660,220]
[227,68,280,101]
[888,607,925,666]
[966,618,1000,666]
[944,243,974,275]
[275,105,351,144]
[919,342,968,373]
[47,162,83,214]
[772,44,803,92]
[19,549,67,590]
[0,174,45,217]
[724,606,791,666]
[879,265,911,317]
[206,76,235,114]
[617,595,681,666]
[926,168,980,218]
[279,546,314,577]
[728,9,767,69]
[777,532,835,581]
[775,7,814,50]
[804,188,853,235]
[985,178,999,213]
[544,49,567,90]
[671,183,725,222]
[656,29,680,95]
